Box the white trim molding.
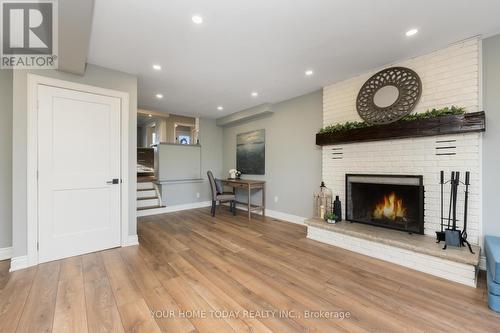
[230,202,307,225]
[479,256,487,271]
[126,235,139,246]
[0,247,13,261]
[137,201,308,227]
[9,255,28,272]
[137,201,211,217]
[234,202,307,225]
[265,209,307,225]
[26,74,130,268]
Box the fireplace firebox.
[346,174,424,234]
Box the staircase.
[137,178,164,211]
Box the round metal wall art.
[356,66,422,125]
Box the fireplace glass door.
[346,174,424,234]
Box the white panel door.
[38,85,122,263]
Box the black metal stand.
[438,170,474,254]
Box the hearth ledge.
[306,219,480,287]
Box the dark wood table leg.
[262,184,266,217]
[247,185,251,220]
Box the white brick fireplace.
[323,133,482,244]
[322,37,482,245]
[311,38,484,286]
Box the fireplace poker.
[452,171,459,231]
[444,172,462,249]
[436,171,446,243]
[446,171,455,230]
[441,171,455,248]
[461,171,474,254]
[462,171,470,239]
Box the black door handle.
[106,179,120,185]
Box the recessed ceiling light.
[406,28,418,37]
[217,106,224,111]
[155,93,163,99]
[251,92,259,97]
[148,114,152,117]
[305,69,314,76]
[152,64,162,71]
[192,15,203,24]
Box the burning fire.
[373,192,407,221]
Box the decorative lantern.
[314,182,333,220]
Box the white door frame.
[26,74,130,267]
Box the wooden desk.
[222,179,265,219]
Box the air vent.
[332,147,343,160]
[435,139,457,156]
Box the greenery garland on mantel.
[318,106,466,135]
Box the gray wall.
[483,34,500,238]
[156,144,202,181]
[58,0,95,75]
[12,64,138,257]
[222,90,323,218]
[160,118,223,206]
[0,70,12,249]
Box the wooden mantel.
[316,111,486,146]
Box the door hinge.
[36,170,39,180]
[37,242,39,251]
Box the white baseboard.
[124,235,139,246]
[9,236,140,271]
[9,255,28,272]
[137,201,212,217]
[265,209,307,225]
[0,247,13,261]
[139,200,309,226]
[231,202,307,225]
[479,256,487,271]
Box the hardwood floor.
[1,208,499,332]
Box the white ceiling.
[88,0,500,118]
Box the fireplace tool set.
[436,171,474,254]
